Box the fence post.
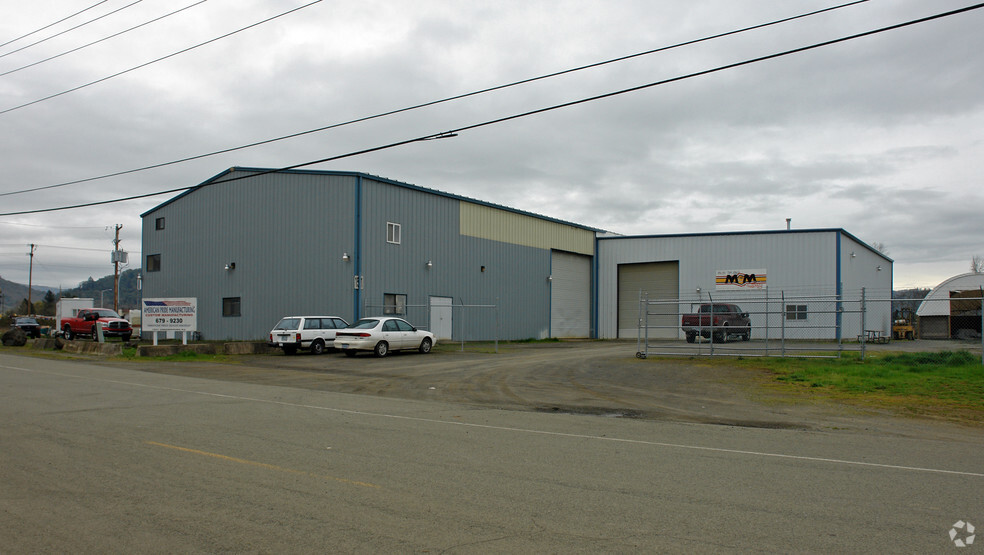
[780,291,786,356]
[708,292,715,355]
[764,287,770,356]
[637,289,643,356]
[860,287,867,360]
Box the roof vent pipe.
[786,218,791,231]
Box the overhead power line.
[0,0,110,50]
[0,0,323,117]
[0,1,209,78]
[0,0,144,61]
[0,0,868,198]
[3,2,980,217]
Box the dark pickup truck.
[681,303,751,343]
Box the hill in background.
[1,269,141,315]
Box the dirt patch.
[96,340,975,436]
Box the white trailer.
[55,298,94,335]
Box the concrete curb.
[61,340,123,356]
[32,338,58,350]
[223,342,275,355]
[21,339,273,358]
[133,343,272,357]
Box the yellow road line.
[145,441,380,489]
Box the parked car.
[268,316,350,355]
[334,317,436,357]
[681,303,751,343]
[13,317,41,338]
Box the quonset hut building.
[140,168,893,341]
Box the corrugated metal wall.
[460,202,594,255]
[596,231,891,340]
[141,170,357,340]
[142,171,582,341]
[358,178,555,340]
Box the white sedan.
[334,317,436,357]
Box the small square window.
[155,217,165,230]
[785,304,807,320]
[387,222,401,244]
[384,293,406,315]
[223,297,241,317]
[146,254,161,272]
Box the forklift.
[892,307,917,340]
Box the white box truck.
[55,298,94,336]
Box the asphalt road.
[2,349,983,553]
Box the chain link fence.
[635,288,984,363]
[362,300,499,352]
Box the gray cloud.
[1,0,983,290]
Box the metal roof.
[141,167,606,233]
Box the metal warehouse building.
[595,230,893,341]
[140,168,599,341]
[141,168,893,342]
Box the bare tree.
[870,241,888,255]
[972,255,984,273]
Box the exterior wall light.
[426,260,433,269]
[877,265,882,271]
[547,275,553,282]
[224,262,236,271]
[342,252,350,262]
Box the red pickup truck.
[61,308,133,342]
[681,303,751,343]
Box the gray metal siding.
[142,171,556,341]
[359,178,551,340]
[141,171,357,340]
[597,231,851,339]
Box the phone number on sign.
[154,318,186,324]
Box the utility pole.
[112,224,122,313]
[27,244,37,315]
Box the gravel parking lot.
[107,338,983,436]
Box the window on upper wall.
[785,304,808,320]
[387,222,401,245]
[223,297,241,317]
[155,217,165,230]
[146,254,161,272]
[383,293,407,315]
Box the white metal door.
[429,296,452,340]
[550,250,591,338]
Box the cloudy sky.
[1,0,981,292]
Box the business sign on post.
[142,298,198,332]
[716,269,767,290]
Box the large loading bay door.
[618,261,680,339]
[550,250,591,338]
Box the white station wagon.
[268,315,350,355]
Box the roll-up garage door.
[617,261,679,338]
[550,250,591,338]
